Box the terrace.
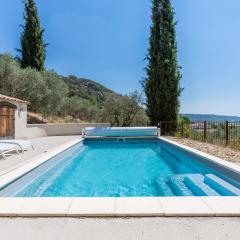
[0,134,239,240]
[0,132,239,216]
[0,106,240,239]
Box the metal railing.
[160,121,240,150]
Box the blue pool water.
[1,139,240,197]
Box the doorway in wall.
[0,102,16,139]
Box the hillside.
[64,75,116,104]
[182,114,240,122]
[0,54,149,126]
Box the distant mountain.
[181,114,240,122]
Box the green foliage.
[143,0,181,130]
[0,54,68,116]
[0,54,21,96]
[64,75,113,105]
[62,76,149,125]
[103,91,149,127]
[62,96,103,123]
[0,54,149,125]
[179,115,190,123]
[175,121,192,138]
[14,68,47,112]
[17,0,47,71]
[40,71,68,116]
[132,109,150,127]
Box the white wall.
[27,123,111,137]
[15,105,111,139]
[11,103,46,140]
[14,102,27,138]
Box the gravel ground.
[166,137,240,166]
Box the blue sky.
[0,0,240,116]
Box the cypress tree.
[143,0,181,132]
[18,0,47,71]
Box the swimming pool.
[0,138,239,197]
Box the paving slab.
[0,217,240,240]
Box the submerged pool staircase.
[154,173,240,196]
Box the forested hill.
[0,54,148,125]
[182,114,240,122]
[63,75,115,104]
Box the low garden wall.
[26,123,110,138]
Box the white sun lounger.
[0,140,34,153]
[0,143,20,160]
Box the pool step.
[169,175,193,196]
[204,174,240,196]
[184,174,219,196]
[154,174,240,197]
[154,178,174,196]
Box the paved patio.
[0,135,81,175]
[0,217,240,240]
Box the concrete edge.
[0,197,239,217]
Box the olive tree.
[103,91,148,127]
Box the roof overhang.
[0,94,30,104]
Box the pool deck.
[0,217,240,240]
[0,135,82,175]
[0,136,240,239]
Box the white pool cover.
[83,127,159,137]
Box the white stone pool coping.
[0,137,239,217]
